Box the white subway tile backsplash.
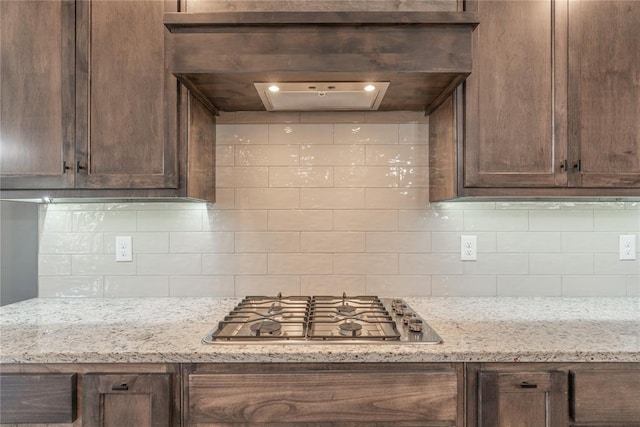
[333,166,399,188]
[136,254,201,276]
[236,275,301,295]
[365,145,429,166]
[236,145,300,166]
[431,275,497,297]
[301,188,365,209]
[268,210,333,231]
[400,254,462,275]
[137,210,203,232]
[529,210,594,231]
[169,276,235,297]
[300,144,365,166]
[269,124,333,145]
[497,232,561,253]
[366,232,431,253]
[594,254,640,275]
[334,210,398,231]
[216,166,269,187]
[104,232,169,254]
[170,232,235,253]
[301,232,365,253]
[268,253,332,275]
[73,211,137,232]
[202,254,267,275]
[497,275,562,296]
[37,119,637,298]
[365,188,429,209]
[269,167,333,187]
[204,210,268,231]
[594,210,640,231]
[235,188,299,209]
[39,233,103,254]
[399,210,464,231]
[464,210,529,231]
[39,276,103,297]
[39,255,72,276]
[333,253,398,275]
[334,124,398,145]
[301,275,366,295]
[72,254,137,276]
[463,254,529,275]
[104,276,169,297]
[365,275,431,296]
[235,232,300,253]
[217,124,269,145]
[561,275,627,297]
[529,254,594,275]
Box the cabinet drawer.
[0,373,77,423]
[188,370,459,425]
[570,370,640,423]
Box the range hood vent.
[254,82,390,111]
[164,11,478,114]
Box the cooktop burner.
[203,294,443,344]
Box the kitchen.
[0,0,639,426]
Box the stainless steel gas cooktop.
[203,294,442,344]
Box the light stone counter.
[0,297,638,364]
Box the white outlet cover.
[460,235,477,261]
[116,236,133,262]
[619,235,636,261]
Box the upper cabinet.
[0,1,76,190]
[0,0,216,201]
[430,0,640,200]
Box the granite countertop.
[0,297,638,364]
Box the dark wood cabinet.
[83,373,172,427]
[569,366,640,426]
[0,373,77,423]
[430,0,640,200]
[467,364,568,427]
[0,0,76,190]
[0,0,216,201]
[184,363,464,426]
[75,0,178,190]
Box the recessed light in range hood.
[254,82,390,111]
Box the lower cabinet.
[83,373,172,427]
[0,363,178,426]
[183,363,464,426]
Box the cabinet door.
[82,373,171,427]
[478,371,567,427]
[463,0,567,188]
[0,0,75,190]
[75,0,179,189]
[568,0,640,188]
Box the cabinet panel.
[0,0,75,189]
[464,0,566,188]
[0,373,77,423]
[82,373,172,427]
[478,371,566,427]
[570,370,640,424]
[568,0,640,188]
[187,367,461,425]
[76,0,179,189]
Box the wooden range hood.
[164,11,478,115]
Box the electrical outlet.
[460,235,477,261]
[619,235,636,261]
[115,236,132,262]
